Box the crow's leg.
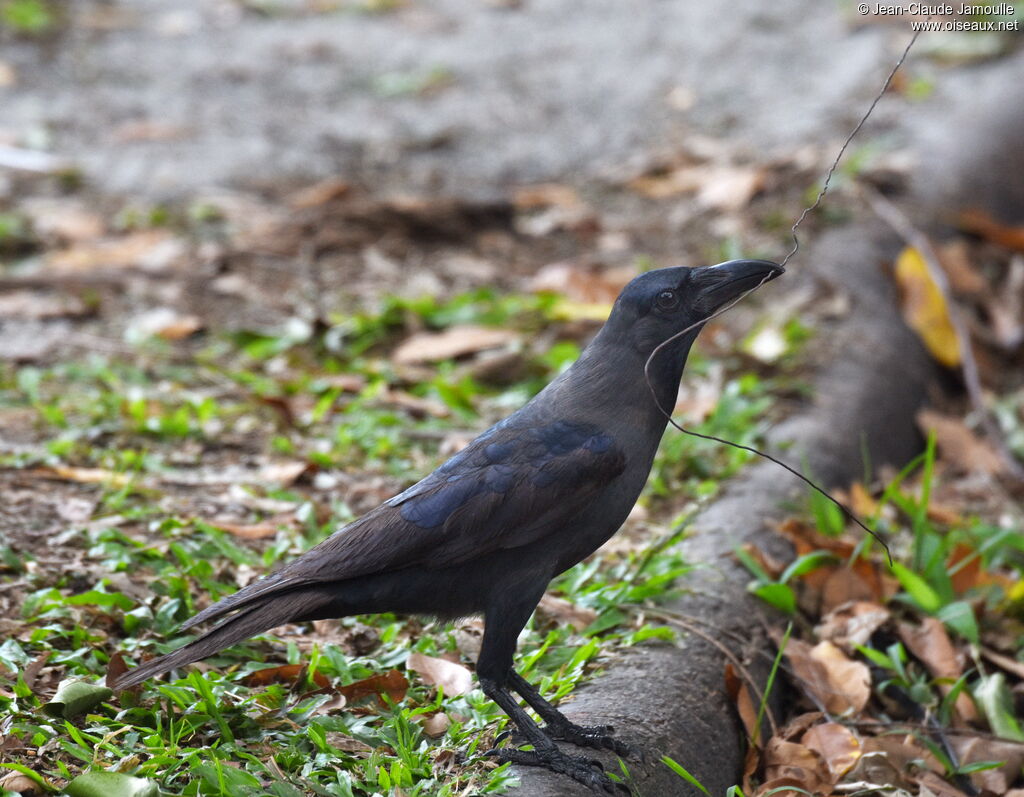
[507,671,634,759]
[478,590,627,794]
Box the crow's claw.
[488,747,627,794]
[542,721,636,760]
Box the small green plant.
[1,0,54,33]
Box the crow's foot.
[486,747,627,794]
[542,720,635,759]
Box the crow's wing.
[183,418,625,629]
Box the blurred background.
[1,2,1024,796]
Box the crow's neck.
[549,335,690,432]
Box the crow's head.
[605,259,784,358]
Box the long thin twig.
[861,185,1024,483]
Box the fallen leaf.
[958,208,1024,253]
[22,651,51,691]
[113,120,190,142]
[847,482,879,518]
[420,712,451,738]
[42,679,114,719]
[33,465,133,488]
[255,461,310,486]
[537,593,598,632]
[801,722,861,778]
[949,735,1024,793]
[126,308,203,342]
[759,737,831,795]
[815,601,890,651]
[0,291,90,320]
[105,651,129,689]
[912,770,970,797]
[392,325,516,365]
[784,638,871,715]
[528,261,636,306]
[0,771,43,795]
[893,246,961,368]
[0,60,16,87]
[724,662,761,743]
[981,647,1024,680]
[986,255,1024,351]
[916,409,1004,476]
[513,183,583,210]
[64,771,158,797]
[406,652,473,697]
[287,178,351,209]
[936,240,987,295]
[21,198,105,242]
[820,567,877,615]
[337,669,408,707]
[212,520,284,540]
[245,664,330,690]
[630,163,765,211]
[46,230,185,273]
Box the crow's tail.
[114,588,330,690]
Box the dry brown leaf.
[245,664,331,690]
[255,461,310,486]
[22,651,51,692]
[0,771,43,795]
[987,255,1024,350]
[917,409,1004,476]
[46,230,185,273]
[337,669,408,706]
[674,363,724,423]
[847,482,879,518]
[287,178,351,209]
[801,722,860,778]
[21,198,105,242]
[0,60,16,87]
[527,261,636,306]
[392,325,516,365]
[760,737,831,794]
[981,647,1024,680]
[630,163,765,211]
[815,601,890,651]
[156,314,203,341]
[949,735,1024,793]
[420,712,451,738]
[958,208,1024,252]
[912,770,970,797]
[377,389,450,419]
[33,465,133,488]
[936,240,988,295]
[784,638,871,715]
[724,662,760,743]
[893,246,961,368]
[0,291,89,321]
[113,120,191,142]
[513,183,583,210]
[537,593,598,632]
[212,521,284,540]
[406,652,473,697]
[820,567,877,615]
[105,651,131,691]
[898,617,977,723]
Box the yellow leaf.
[894,246,961,367]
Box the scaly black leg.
[507,671,635,759]
[481,676,625,794]
[478,588,629,794]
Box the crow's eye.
[655,289,679,311]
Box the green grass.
[0,288,783,795]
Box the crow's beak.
[692,259,784,309]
